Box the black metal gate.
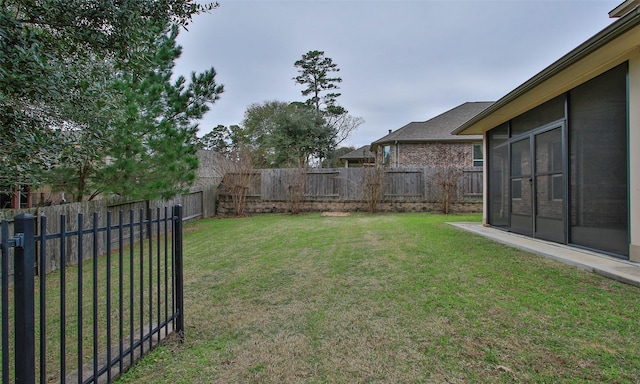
[1,205,185,384]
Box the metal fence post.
[14,213,36,384]
[2,220,10,384]
[172,205,185,342]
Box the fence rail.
[223,167,483,202]
[0,185,215,280]
[1,206,185,384]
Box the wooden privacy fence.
[228,167,482,202]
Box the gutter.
[610,0,640,18]
[454,6,640,135]
[395,140,399,167]
[371,137,482,150]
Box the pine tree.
[293,50,345,115]
[1,1,217,190]
[98,25,224,200]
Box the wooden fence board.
[306,172,339,197]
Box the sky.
[173,0,621,148]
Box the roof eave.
[370,137,483,151]
[454,7,640,135]
[610,0,640,18]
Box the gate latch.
[8,233,24,248]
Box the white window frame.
[473,143,483,167]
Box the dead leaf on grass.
[496,365,514,373]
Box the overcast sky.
[174,0,620,148]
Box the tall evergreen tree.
[293,50,345,116]
[293,50,363,166]
[98,25,224,200]
[1,0,217,189]
[41,24,223,201]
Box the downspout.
[483,133,490,226]
[395,141,399,167]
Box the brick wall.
[217,197,482,216]
[376,142,477,168]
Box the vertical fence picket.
[163,207,169,333]
[138,209,144,357]
[106,212,112,383]
[60,215,67,384]
[2,220,10,384]
[171,210,176,332]
[92,212,99,382]
[77,213,83,384]
[39,215,48,384]
[128,210,135,368]
[156,208,161,343]
[147,208,153,352]
[118,211,124,376]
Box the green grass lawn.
[117,212,640,383]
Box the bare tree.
[432,166,464,214]
[362,165,386,213]
[219,145,257,216]
[430,144,468,214]
[287,165,307,214]
[326,113,364,147]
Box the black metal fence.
[1,185,216,279]
[1,205,185,384]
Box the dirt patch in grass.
[321,211,350,217]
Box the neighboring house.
[454,0,640,261]
[1,185,31,209]
[370,102,493,168]
[338,145,375,167]
[1,185,67,209]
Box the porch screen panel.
[569,63,628,256]
[510,138,533,236]
[511,95,564,137]
[488,123,509,227]
[535,127,564,243]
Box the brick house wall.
[376,142,479,168]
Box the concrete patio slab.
[449,222,640,288]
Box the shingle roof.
[370,102,493,150]
[339,145,375,161]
